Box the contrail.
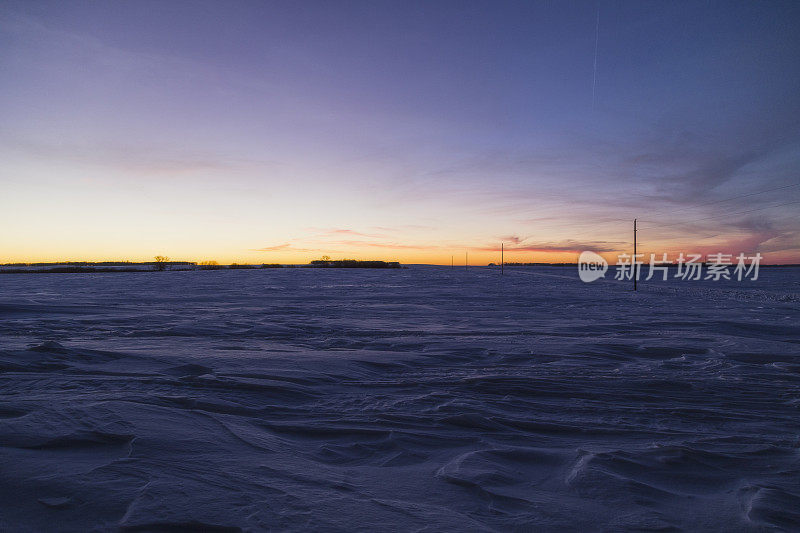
[592,3,600,110]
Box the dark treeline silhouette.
[1,258,403,273]
[1,261,195,267]
[0,267,149,274]
[488,262,577,267]
[309,259,401,269]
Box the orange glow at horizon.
[2,3,800,270]
[4,247,798,266]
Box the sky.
[1,0,799,265]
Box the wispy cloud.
[1,135,269,176]
[498,235,526,245]
[254,243,318,253]
[312,228,388,239]
[325,239,443,250]
[269,235,626,255]
[478,240,625,253]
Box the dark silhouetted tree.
[154,255,169,271]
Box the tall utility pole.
[633,218,638,291]
[501,243,504,275]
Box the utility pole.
[501,243,504,275]
[633,218,638,291]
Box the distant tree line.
[309,259,400,269]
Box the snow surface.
[1,266,798,531]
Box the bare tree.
[154,255,170,271]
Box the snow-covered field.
[1,266,798,531]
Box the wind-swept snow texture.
[1,267,798,531]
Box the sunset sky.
[2,1,799,265]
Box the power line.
[591,3,600,110]
[640,199,800,230]
[644,182,800,217]
[589,182,800,226]
[519,182,800,231]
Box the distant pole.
[465,251,468,271]
[451,255,453,268]
[633,218,637,291]
[501,243,504,275]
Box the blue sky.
[1,0,799,263]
